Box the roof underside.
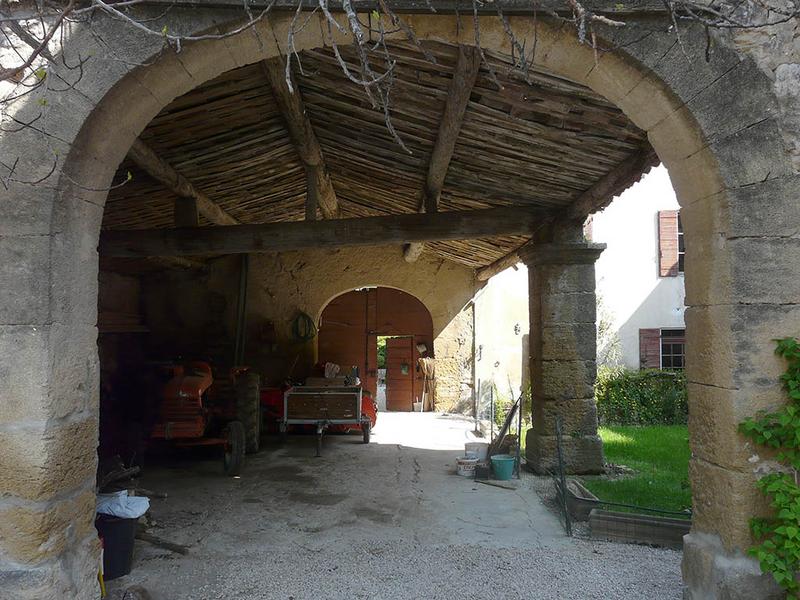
[103,41,653,269]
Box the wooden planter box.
[555,478,600,521]
[589,508,691,549]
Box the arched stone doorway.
[318,287,435,411]
[1,8,796,599]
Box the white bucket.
[464,442,489,462]
[456,456,479,477]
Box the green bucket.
[490,454,515,481]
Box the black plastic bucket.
[95,514,138,580]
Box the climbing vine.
[740,338,800,598]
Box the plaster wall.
[592,165,686,369]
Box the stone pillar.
[519,228,605,474]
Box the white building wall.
[473,165,685,386]
[473,266,529,399]
[592,165,685,369]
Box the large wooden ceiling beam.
[100,207,551,258]
[127,138,238,226]
[262,59,339,220]
[565,147,659,221]
[404,45,482,263]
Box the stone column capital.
[517,241,606,266]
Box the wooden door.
[385,337,414,412]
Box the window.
[660,329,685,370]
[639,328,686,370]
[677,213,685,274]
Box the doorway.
[384,336,415,412]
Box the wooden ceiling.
[103,41,653,270]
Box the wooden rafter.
[262,58,339,220]
[101,207,551,258]
[404,45,482,262]
[127,138,238,226]
[565,147,659,221]
[476,248,523,282]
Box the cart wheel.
[362,421,371,444]
[223,421,246,476]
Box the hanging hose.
[291,312,317,342]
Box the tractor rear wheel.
[223,421,245,476]
[236,371,261,454]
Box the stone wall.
[2,6,800,599]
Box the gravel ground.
[108,413,682,599]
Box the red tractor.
[150,361,261,476]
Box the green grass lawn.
[581,425,691,517]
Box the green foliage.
[582,425,691,515]
[740,337,800,598]
[595,366,687,426]
[376,337,387,369]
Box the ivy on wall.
[740,338,800,598]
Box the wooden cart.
[281,385,371,456]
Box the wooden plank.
[405,45,481,262]
[100,207,551,257]
[126,138,239,226]
[262,58,339,219]
[565,148,659,220]
[476,248,523,281]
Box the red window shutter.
[658,210,679,277]
[639,329,661,369]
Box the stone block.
[684,305,736,391]
[686,59,779,145]
[539,292,596,325]
[540,324,597,361]
[688,383,756,472]
[689,457,768,552]
[648,105,706,163]
[585,51,644,107]
[726,175,800,239]
[649,24,741,105]
[711,118,795,190]
[0,529,100,598]
[665,145,725,207]
[525,430,604,475]
[0,419,97,501]
[0,235,51,326]
[531,398,599,437]
[0,326,49,426]
[730,237,800,305]
[0,489,95,563]
[618,72,685,132]
[682,532,783,600]
[532,359,596,401]
[528,264,596,296]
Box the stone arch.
[1,9,795,599]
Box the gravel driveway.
[108,413,682,599]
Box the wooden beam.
[127,138,238,226]
[475,249,523,281]
[147,256,208,271]
[405,45,482,262]
[262,59,339,220]
[565,147,659,220]
[100,207,551,258]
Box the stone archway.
[1,8,796,599]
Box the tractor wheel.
[236,371,261,454]
[223,421,246,476]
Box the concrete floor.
[108,413,682,599]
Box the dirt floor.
[107,413,682,599]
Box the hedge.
[595,367,688,426]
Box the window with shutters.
[639,328,686,370]
[660,329,685,370]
